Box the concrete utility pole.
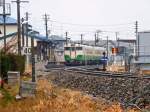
[0,1,11,53]
[31,33,35,82]
[95,33,98,46]
[21,18,24,47]
[3,0,6,53]
[95,33,97,46]
[135,21,139,57]
[0,1,11,88]
[43,13,49,38]
[106,36,109,58]
[12,0,29,55]
[65,32,68,45]
[81,34,83,44]
[25,12,30,47]
[115,32,119,47]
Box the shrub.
[0,52,25,81]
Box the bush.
[8,54,25,74]
[0,52,25,81]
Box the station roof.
[0,16,17,25]
[49,35,66,41]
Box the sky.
[3,0,150,40]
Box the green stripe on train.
[65,55,101,61]
[64,55,71,61]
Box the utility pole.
[3,0,6,53]
[31,32,35,82]
[95,33,97,46]
[106,36,109,58]
[135,21,139,57]
[12,0,29,55]
[43,13,49,38]
[115,32,119,47]
[65,32,68,46]
[25,12,29,47]
[81,34,83,44]
[1,1,11,88]
[21,18,24,47]
[1,0,6,88]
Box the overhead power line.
[50,19,134,27]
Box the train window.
[76,47,82,50]
[65,47,71,50]
[71,47,75,51]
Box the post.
[0,50,3,88]
[31,35,35,82]
[115,32,119,47]
[124,48,128,71]
[45,15,48,39]
[17,0,21,55]
[135,21,139,57]
[3,0,6,53]
[1,0,6,88]
[95,33,97,46]
[21,18,24,47]
[43,14,49,38]
[65,32,68,45]
[25,12,29,47]
[118,38,120,48]
[106,36,109,58]
[81,34,83,44]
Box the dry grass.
[0,79,141,112]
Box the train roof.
[65,44,106,50]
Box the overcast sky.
[5,0,150,40]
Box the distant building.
[136,31,150,63]
[134,31,150,74]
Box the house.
[0,16,17,36]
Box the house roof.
[0,32,56,43]
[0,16,17,25]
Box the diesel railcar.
[64,44,106,65]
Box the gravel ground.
[46,71,150,108]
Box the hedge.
[0,52,25,81]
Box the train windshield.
[65,47,71,50]
[76,47,82,50]
[71,47,75,51]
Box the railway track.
[44,65,150,79]
[44,65,150,109]
[64,66,150,79]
